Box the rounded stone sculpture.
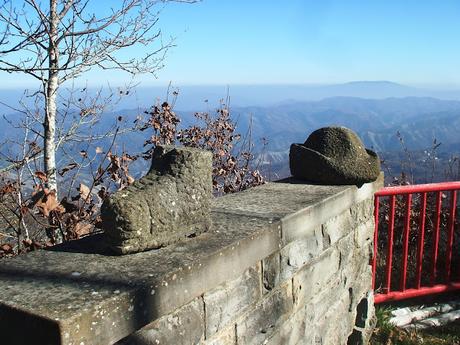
[289,126,380,185]
[101,146,212,254]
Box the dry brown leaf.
[35,190,65,217]
[34,171,47,182]
[0,243,13,253]
[79,183,91,201]
[0,183,16,195]
[58,162,78,176]
[74,222,92,238]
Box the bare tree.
[0,0,195,192]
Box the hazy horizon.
[2,81,460,112]
[1,1,460,88]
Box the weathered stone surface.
[203,324,236,345]
[292,248,340,307]
[322,209,354,246]
[263,304,309,345]
[280,225,323,282]
[280,184,356,244]
[354,220,374,250]
[338,233,372,289]
[262,251,281,293]
[350,198,373,226]
[102,146,212,254]
[204,264,261,338]
[0,213,280,345]
[116,297,204,345]
[316,292,356,345]
[0,178,381,345]
[306,277,345,325]
[289,126,381,185]
[236,280,293,345]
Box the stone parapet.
[0,174,383,345]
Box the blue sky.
[2,0,460,88]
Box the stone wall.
[0,176,382,345]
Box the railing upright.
[430,191,442,286]
[446,190,457,282]
[385,195,396,293]
[400,194,411,291]
[415,192,427,289]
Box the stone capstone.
[101,145,212,254]
[289,126,381,185]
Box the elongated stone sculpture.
[101,146,212,254]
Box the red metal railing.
[373,182,460,304]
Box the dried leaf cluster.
[139,98,266,195]
[0,96,266,257]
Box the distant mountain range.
[116,81,460,109]
[2,81,460,112]
[230,96,460,150]
[224,96,460,181]
[1,82,460,183]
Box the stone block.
[204,264,261,338]
[116,297,204,345]
[313,291,355,345]
[281,186,355,244]
[322,209,353,246]
[280,226,323,282]
[263,304,310,345]
[102,146,212,254]
[349,198,373,226]
[262,251,281,293]
[292,248,340,307]
[354,219,374,250]
[203,324,236,345]
[236,280,293,345]
[337,234,372,293]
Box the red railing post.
[385,195,396,293]
[446,190,457,282]
[400,194,412,291]
[416,192,427,289]
[430,191,442,286]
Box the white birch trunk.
[44,0,59,193]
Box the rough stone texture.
[203,324,236,345]
[116,297,205,345]
[322,210,354,246]
[263,304,309,345]
[235,280,293,345]
[292,248,341,308]
[101,146,212,254]
[203,264,261,338]
[0,175,382,345]
[262,251,281,293]
[280,225,324,282]
[290,126,381,185]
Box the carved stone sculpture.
[101,146,212,254]
[289,126,380,185]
